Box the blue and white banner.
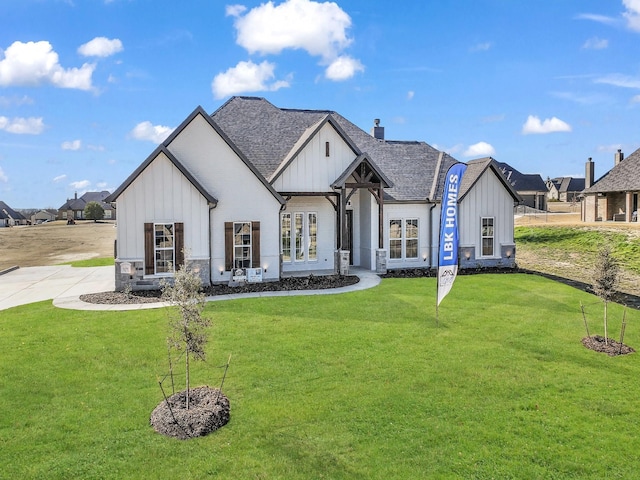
[437,163,467,306]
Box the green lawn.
[1,274,639,479]
[60,257,115,267]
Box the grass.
[59,257,115,267]
[515,226,640,274]
[1,274,640,479]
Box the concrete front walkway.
[0,265,380,311]
[0,265,115,311]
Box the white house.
[107,97,520,291]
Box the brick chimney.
[614,149,624,166]
[585,157,594,189]
[371,119,384,140]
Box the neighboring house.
[495,162,547,211]
[31,209,58,224]
[58,191,116,220]
[546,177,585,203]
[0,201,27,227]
[582,149,640,222]
[107,96,520,291]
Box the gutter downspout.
[208,201,217,286]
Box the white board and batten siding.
[271,123,357,192]
[458,169,515,257]
[166,113,282,280]
[281,197,337,273]
[383,203,432,269]
[116,151,210,262]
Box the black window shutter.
[224,222,233,271]
[175,222,184,269]
[252,221,260,268]
[144,223,154,275]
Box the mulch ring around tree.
[150,386,230,440]
[582,335,636,357]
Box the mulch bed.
[582,335,636,356]
[150,386,230,440]
[80,274,359,305]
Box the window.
[295,213,304,261]
[281,211,318,263]
[233,222,252,268]
[281,213,291,262]
[481,217,494,256]
[389,219,402,259]
[389,218,419,260]
[224,221,260,271]
[155,223,175,274]
[308,213,317,261]
[405,219,418,259]
[325,141,330,157]
[145,223,184,275]
[104,210,112,219]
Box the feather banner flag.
[437,162,467,306]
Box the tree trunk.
[186,348,190,410]
[604,300,608,346]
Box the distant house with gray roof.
[0,201,27,227]
[58,191,115,221]
[106,96,520,291]
[582,149,639,222]
[495,161,547,211]
[547,177,585,203]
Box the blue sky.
[1,0,640,208]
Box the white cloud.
[582,37,608,49]
[595,73,640,88]
[227,0,363,82]
[53,174,67,183]
[87,144,105,151]
[61,139,82,150]
[212,60,289,98]
[597,144,623,152]
[470,41,493,52]
[407,91,415,100]
[623,0,640,31]
[324,55,364,81]
[233,0,352,58]
[0,41,95,90]
[0,95,34,107]
[574,13,618,26]
[130,121,174,143]
[463,142,495,157]
[522,115,572,134]
[70,180,91,190]
[96,181,108,189]
[78,37,123,58]
[0,116,45,134]
[631,94,640,103]
[0,166,7,183]
[226,4,247,16]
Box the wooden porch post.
[378,186,384,249]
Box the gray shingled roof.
[0,201,25,220]
[494,161,547,192]
[583,147,640,193]
[459,158,521,202]
[211,96,459,202]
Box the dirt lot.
[0,220,115,271]
[516,205,640,296]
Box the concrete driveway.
[0,265,114,311]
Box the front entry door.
[345,210,353,265]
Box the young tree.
[592,245,619,345]
[161,260,210,409]
[84,201,105,222]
